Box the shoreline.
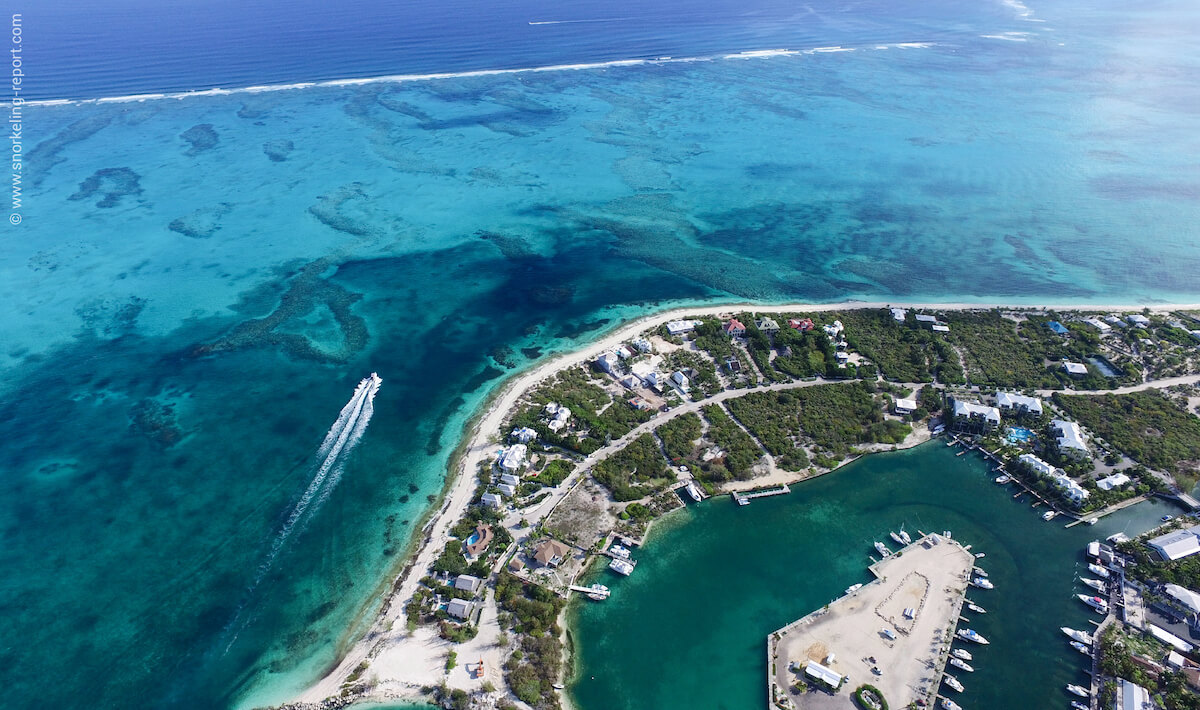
[280,299,1200,709]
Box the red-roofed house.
[788,318,814,332]
[723,319,746,337]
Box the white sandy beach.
[289,300,1198,707]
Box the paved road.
[1037,373,1200,398]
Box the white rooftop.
[995,391,1043,415]
[1052,419,1088,453]
[915,314,938,323]
[1096,473,1131,491]
[953,400,1001,425]
[803,660,843,687]
[1149,526,1200,561]
[1063,361,1088,375]
[890,307,907,321]
[1165,584,1200,615]
[1149,624,1195,653]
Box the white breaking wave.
[20,42,939,107]
[219,372,381,653]
[529,17,636,26]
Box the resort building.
[595,351,619,374]
[481,493,504,509]
[1113,678,1153,710]
[723,319,747,337]
[995,391,1044,416]
[1104,315,1127,328]
[1127,314,1152,328]
[631,337,652,353]
[1018,454,1089,504]
[890,307,907,322]
[454,574,482,593]
[1097,472,1131,491]
[894,398,918,416]
[533,539,571,568]
[1047,321,1069,335]
[1063,361,1089,376]
[498,444,527,472]
[1083,317,1112,333]
[757,317,780,333]
[511,426,537,443]
[952,399,1002,429]
[1052,419,1090,459]
[446,599,474,620]
[666,319,700,336]
[1149,526,1200,562]
[788,318,814,331]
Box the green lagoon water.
[570,443,1178,709]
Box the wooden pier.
[568,584,610,599]
[733,483,791,506]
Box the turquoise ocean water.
[3,0,1200,708]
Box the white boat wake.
[220,372,382,653]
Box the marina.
[732,483,791,506]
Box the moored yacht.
[874,541,893,557]
[1071,641,1091,655]
[994,474,1011,484]
[1080,577,1105,592]
[951,648,973,662]
[1061,627,1094,645]
[1042,510,1057,521]
[609,544,631,559]
[609,557,635,576]
[941,699,962,710]
[943,674,964,693]
[1077,594,1108,613]
[1067,684,1090,698]
[1088,563,1111,579]
[970,577,994,590]
[967,602,987,614]
[957,629,989,644]
[685,481,702,502]
[949,657,974,672]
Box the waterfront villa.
[1083,317,1112,333]
[757,317,780,334]
[498,444,527,472]
[1097,473,1131,491]
[1052,419,1090,460]
[465,524,493,557]
[497,483,516,497]
[533,539,571,568]
[1149,526,1200,561]
[595,351,619,374]
[894,398,918,415]
[788,317,814,331]
[1127,314,1152,328]
[666,319,700,336]
[723,319,746,337]
[544,403,572,431]
[996,391,1044,416]
[823,319,844,337]
[951,399,1002,430]
[891,307,907,322]
[481,493,503,509]
[511,426,537,443]
[454,574,482,593]
[447,599,473,620]
[1018,453,1089,504]
[631,337,652,353]
[631,360,660,387]
[615,345,633,360]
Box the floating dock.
[733,483,790,506]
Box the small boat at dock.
[957,629,989,645]
[845,583,863,594]
[1062,627,1094,645]
[1081,577,1105,592]
[970,577,994,590]
[1067,684,1090,698]
[609,544,631,559]
[685,481,702,502]
[949,657,974,673]
[941,699,962,710]
[1088,563,1110,579]
[890,531,905,546]
[967,602,987,614]
[1071,641,1091,655]
[874,541,893,558]
[951,648,973,661]
[1043,510,1057,521]
[609,557,635,576]
[943,674,964,692]
[1077,594,1108,613]
[1072,702,1088,710]
[973,567,988,577]
[994,474,1011,484]
[587,584,610,601]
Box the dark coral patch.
[180,124,219,156]
[69,167,143,208]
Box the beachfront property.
[631,360,661,387]
[511,426,537,443]
[666,319,701,336]
[497,483,517,497]
[1148,526,1200,561]
[931,324,950,332]
[757,317,781,334]
[544,402,572,431]
[1052,419,1090,460]
[500,473,520,487]
[951,399,1002,430]
[823,319,844,338]
[788,317,815,331]
[615,345,634,360]
[454,574,483,593]
[995,391,1044,416]
[1128,314,1152,328]
[481,492,503,509]
[1084,317,1112,333]
[894,398,918,416]
[446,599,474,620]
[631,337,653,353]
[723,318,747,337]
[465,523,493,557]
[891,307,907,322]
[533,539,571,568]
[595,351,619,374]
[915,314,938,325]
[1018,453,1089,504]
[1063,361,1089,376]
[1047,320,1070,335]
[769,533,975,709]
[1097,472,1132,491]
[498,443,527,472]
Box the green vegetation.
[445,650,458,671]
[1054,391,1200,475]
[534,458,573,487]
[656,412,703,463]
[1120,533,1200,589]
[663,350,721,397]
[853,684,888,710]
[838,310,935,382]
[700,404,764,481]
[508,367,653,455]
[593,433,672,501]
[1098,625,1200,710]
[726,382,910,469]
[496,572,566,710]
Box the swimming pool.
[1006,427,1035,445]
[465,531,481,546]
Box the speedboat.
[951,648,973,662]
[874,541,893,558]
[609,544,631,559]
[587,584,609,601]
[1088,564,1111,579]
[957,629,989,644]
[943,674,964,693]
[1071,641,1091,655]
[1067,684,1090,698]
[1072,702,1089,710]
[846,583,864,595]
[1062,627,1094,645]
[949,657,974,672]
[974,552,985,558]
[608,557,634,576]
[995,474,1011,484]
[967,602,987,614]
[1081,577,1106,592]
[685,481,702,502]
[973,567,988,577]
[970,577,994,590]
[1077,594,1108,613]
[1163,515,1175,522]
[1043,510,1057,521]
[941,699,962,710]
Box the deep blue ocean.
[4,0,1200,708]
